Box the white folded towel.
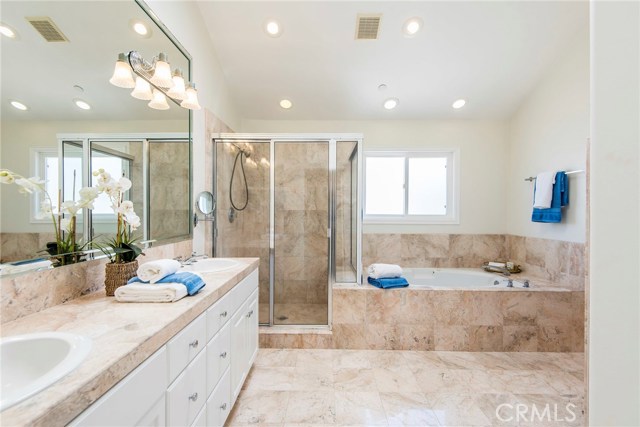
[367,263,403,279]
[0,260,52,276]
[115,283,188,303]
[137,259,181,283]
[533,171,556,209]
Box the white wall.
[241,119,508,234]
[0,119,184,233]
[145,0,240,254]
[506,34,589,243]
[589,1,640,425]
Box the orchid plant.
[0,169,100,266]
[92,169,143,264]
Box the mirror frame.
[196,191,215,216]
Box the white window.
[364,150,459,224]
[31,148,60,222]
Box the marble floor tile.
[335,391,388,426]
[423,393,492,426]
[379,392,441,426]
[284,391,337,424]
[232,349,585,427]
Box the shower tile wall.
[274,143,328,324]
[149,143,190,241]
[216,142,271,323]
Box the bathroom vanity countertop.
[0,257,259,427]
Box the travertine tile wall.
[273,143,328,311]
[0,239,193,324]
[362,233,585,290]
[260,287,585,352]
[0,232,56,263]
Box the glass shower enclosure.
[213,134,362,327]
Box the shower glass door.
[273,141,330,325]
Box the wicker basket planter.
[105,260,138,296]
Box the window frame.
[30,147,59,224]
[363,149,460,224]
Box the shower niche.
[213,134,362,327]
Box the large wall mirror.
[0,0,192,268]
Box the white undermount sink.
[0,332,92,412]
[182,258,240,273]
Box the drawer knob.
[220,311,228,318]
[220,403,227,410]
[220,351,227,359]
[189,339,199,348]
[189,392,198,402]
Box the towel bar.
[524,170,584,182]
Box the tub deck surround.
[260,283,584,352]
[0,258,259,427]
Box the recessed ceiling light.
[0,23,16,39]
[74,98,91,110]
[383,98,399,110]
[130,20,151,38]
[452,99,466,109]
[402,17,423,37]
[279,99,292,109]
[264,20,282,37]
[10,100,28,111]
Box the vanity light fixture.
[279,99,292,109]
[131,76,153,100]
[109,53,136,88]
[0,23,16,39]
[402,17,423,37]
[73,98,91,110]
[452,99,466,109]
[264,19,282,37]
[109,51,201,110]
[383,98,399,110]
[10,100,28,111]
[148,89,170,110]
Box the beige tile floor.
[260,304,329,325]
[226,349,585,427]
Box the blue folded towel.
[367,276,409,289]
[532,171,569,223]
[128,272,206,296]
[11,257,48,266]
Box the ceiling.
[1,1,188,121]
[198,1,589,121]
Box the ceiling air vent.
[26,17,69,42]
[355,14,382,40]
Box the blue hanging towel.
[367,276,409,289]
[532,171,569,223]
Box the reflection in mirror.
[0,0,192,270]
[336,141,359,283]
[196,191,216,215]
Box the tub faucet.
[494,266,511,277]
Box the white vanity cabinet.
[70,268,258,427]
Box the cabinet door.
[166,349,207,427]
[246,289,259,367]
[206,369,231,427]
[230,299,247,401]
[206,321,231,396]
[135,395,165,427]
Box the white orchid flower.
[14,176,45,194]
[79,186,100,201]
[36,199,53,219]
[118,200,134,215]
[60,217,72,231]
[61,200,80,216]
[0,170,16,184]
[125,212,141,230]
[118,177,132,192]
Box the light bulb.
[279,99,292,109]
[10,100,28,111]
[109,53,135,88]
[383,98,399,110]
[403,17,423,37]
[131,76,153,100]
[148,89,170,110]
[166,69,187,100]
[74,98,91,110]
[452,99,466,109]
[150,53,173,88]
[180,83,201,110]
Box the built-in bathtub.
[403,267,527,289]
[260,267,585,352]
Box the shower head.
[232,143,251,158]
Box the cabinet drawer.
[167,349,207,427]
[167,313,206,382]
[206,368,231,427]
[191,403,207,427]
[206,321,231,396]
[206,290,233,341]
[69,347,167,427]
[234,270,258,310]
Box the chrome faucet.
[493,266,511,277]
[182,252,208,265]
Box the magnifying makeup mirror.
[194,191,215,227]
